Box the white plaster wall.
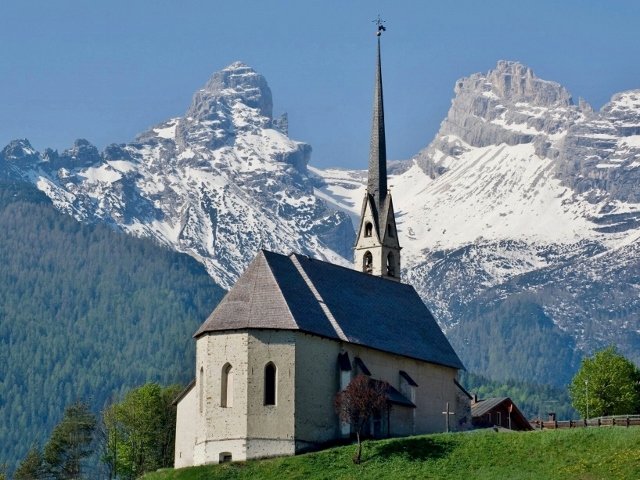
[193,332,250,465]
[246,330,296,458]
[294,333,341,449]
[346,344,461,433]
[174,387,198,468]
[176,328,466,468]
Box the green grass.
[144,427,640,480]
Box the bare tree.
[335,374,388,464]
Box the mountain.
[314,61,640,385]
[2,60,639,388]
[0,62,354,289]
[0,181,225,472]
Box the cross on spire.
[373,15,386,36]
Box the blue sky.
[1,0,639,169]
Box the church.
[173,30,468,468]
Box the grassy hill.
[143,428,640,480]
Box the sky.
[1,0,640,169]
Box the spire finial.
[373,15,386,36]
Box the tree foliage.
[42,403,96,479]
[102,383,182,479]
[335,375,388,464]
[13,446,44,480]
[569,346,640,418]
[0,181,225,472]
[460,372,576,419]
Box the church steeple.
[368,36,387,215]
[354,20,401,282]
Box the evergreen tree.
[14,447,44,480]
[0,181,225,472]
[43,402,96,479]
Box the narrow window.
[221,363,233,408]
[364,222,373,237]
[264,362,277,405]
[496,411,502,426]
[363,251,373,274]
[199,367,204,414]
[386,252,395,276]
[387,224,394,238]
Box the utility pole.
[585,379,589,421]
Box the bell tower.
[354,20,401,282]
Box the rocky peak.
[58,139,102,168]
[185,61,273,121]
[0,139,39,163]
[475,60,573,107]
[416,61,584,174]
[601,90,640,135]
[176,62,276,150]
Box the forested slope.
[0,181,225,471]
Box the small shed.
[471,396,532,431]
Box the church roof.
[195,250,464,370]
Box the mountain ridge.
[2,59,639,386]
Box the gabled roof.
[472,397,510,418]
[196,250,464,370]
[471,397,533,431]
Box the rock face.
[313,61,640,385]
[0,62,354,288]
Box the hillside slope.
[0,181,224,471]
[143,428,640,480]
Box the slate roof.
[195,250,464,370]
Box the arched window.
[199,367,204,413]
[386,252,395,277]
[264,362,277,406]
[387,224,394,238]
[363,251,373,274]
[364,222,373,237]
[221,363,233,408]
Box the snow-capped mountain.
[2,60,639,385]
[0,62,354,288]
[314,61,640,384]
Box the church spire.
[354,19,401,282]
[368,35,387,214]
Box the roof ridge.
[290,255,348,341]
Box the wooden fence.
[535,415,640,430]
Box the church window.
[199,367,204,413]
[386,252,395,276]
[221,363,233,408]
[363,251,373,274]
[364,222,373,237]
[387,224,394,238]
[264,362,277,406]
